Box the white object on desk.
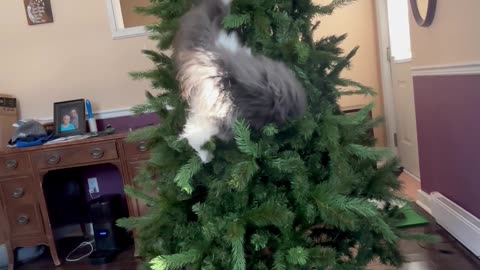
[44,135,93,145]
[88,118,98,133]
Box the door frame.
[376,0,422,180]
[374,0,398,153]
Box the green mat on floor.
[396,203,429,228]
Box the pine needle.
[233,120,259,158]
[173,156,202,194]
[150,249,202,270]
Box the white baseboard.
[429,192,480,257]
[403,169,421,182]
[416,189,432,215]
[93,107,134,119]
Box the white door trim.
[374,0,397,153]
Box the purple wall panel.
[81,164,125,201]
[81,164,129,214]
[95,113,161,132]
[414,74,480,218]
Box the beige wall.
[409,0,480,67]
[0,0,154,119]
[1,0,384,145]
[315,0,385,146]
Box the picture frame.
[54,99,86,137]
[23,0,54,26]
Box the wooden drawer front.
[127,161,156,217]
[0,204,7,242]
[123,141,149,157]
[6,204,44,237]
[32,142,119,169]
[1,177,35,206]
[0,154,30,177]
[0,177,44,236]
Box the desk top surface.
[0,132,129,155]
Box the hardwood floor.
[15,248,140,270]
[14,173,480,270]
[368,206,480,270]
[398,172,421,201]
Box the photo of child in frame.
[54,99,86,137]
[60,109,79,132]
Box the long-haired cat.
[174,0,306,162]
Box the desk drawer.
[0,177,44,236]
[6,204,44,237]
[123,141,149,157]
[1,177,35,206]
[0,154,30,177]
[31,142,119,169]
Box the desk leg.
[6,241,14,270]
[47,236,61,266]
[134,236,140,257]
[37,172,62,267]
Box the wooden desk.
[0,133,149,270]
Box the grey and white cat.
[174,0,306,162]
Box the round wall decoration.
[410,0,437,27]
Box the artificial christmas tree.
[119,0,430,269]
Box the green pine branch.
[273,250,287,270]
[233,120,260,158]
[124,185,157,207]
[223,14,251,29]
[244,201,294,228]
[127,125,159,142]
[227,222,246,270]
[150,249,202,270]
[287,247,308,266]
[173,156,203,194]
[346,144,393,161]
[228,160,259,191]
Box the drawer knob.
[47,154,61,165]
[12,188,25,198]
[5,160,18,169]
[17,215,30,225]
[91,148,104,159]
[137,142,147,152]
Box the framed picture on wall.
[23,0,54,25]
[54,99,86,137]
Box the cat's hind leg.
[180,113,218,163]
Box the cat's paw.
[198,149,214,163]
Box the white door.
[386,0,420,178]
